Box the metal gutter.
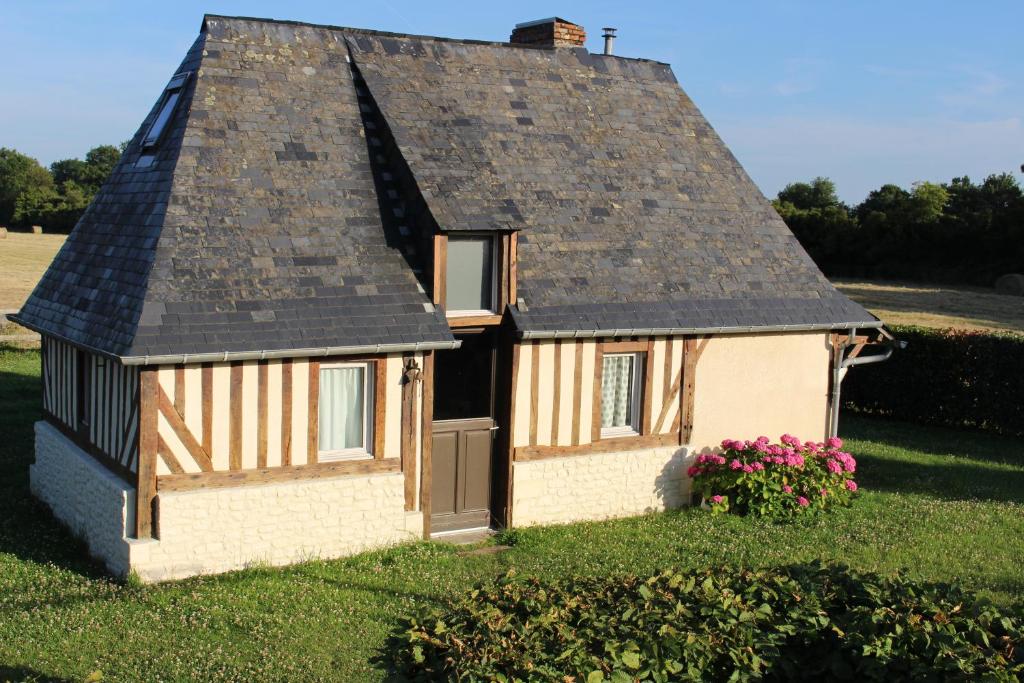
[9,314,461,365]
[518,320,884,341]
[121,340,462,366]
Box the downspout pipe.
[828,331,905,438]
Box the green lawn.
[1,346,1022,682]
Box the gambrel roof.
[15,15,877,363]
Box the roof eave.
[516,320,885,340]
[10,314,461,365]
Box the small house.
[14,15,892,581]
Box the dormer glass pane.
[143,91,180,147]
[446,236,494,313]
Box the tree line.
[0,145,122,232]
[773,173,1024,287]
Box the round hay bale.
[994,273,1024,296]
[30,225,43,235]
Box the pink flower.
[710,495,724,504]
[756,435,770,444]
[687,466,701,477]
[827,436,843,449]
[826,460,843,474]
[820,488,828,497]
[729,459,742,470]
[751,462,764,471]
[780,434,799,446]
[845,479,858,492]
[782,485,793,494]
[742,464,754,473]
[714,455,727,465]
[797,496,810,507]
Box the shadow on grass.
[0,665,76,683]
[842,413,1023,468]
[0,356,111,580]
[855,454,1024,504]
[843,414,1024,503]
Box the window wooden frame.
[591,339,656,443]
[316,359,385,462]
[598,352,644,439]
[433,231,516,326]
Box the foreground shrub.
[844,326,1024,439]
[387,563,1023,682]
[689,435,857,518]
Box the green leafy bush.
[386,563,1023,682]
[843,326,1024,438]
[689,435,858,518]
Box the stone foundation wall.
[132,471,420,582]
[31,420,134,576]
[511,445,690,527]
[30,421,420,582]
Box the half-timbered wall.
[41,336,140,473]
[511,337,684,451]
[151,354,422,480]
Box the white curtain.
[319,366,365,452]
[601,355,634,429]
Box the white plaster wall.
[30,421,134,576]
[689,332,831,452]
[511,445,690,527]
[31,421,420,582]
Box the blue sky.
[2,1,1021,204]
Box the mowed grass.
[0,232,65,310]
[835,278,1024,333]
[1,346,1022,682]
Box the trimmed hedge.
[386,563,1023,682]
[843,325,1024,437]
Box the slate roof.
[15,15,878,363]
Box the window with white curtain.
[600,353,643,437]
[318,362,375,460]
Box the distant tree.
[777,177,843,211]
[773,177,858,267]
[908,181,948,224]
[49,144,120,195]
[0,147,53,225]
[14,180,90,232]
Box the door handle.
[488,426,500,431]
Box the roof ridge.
[200,14,669,66]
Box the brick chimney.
[510,18,586,48]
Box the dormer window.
[142,72,190,150]
[445,235,496,315]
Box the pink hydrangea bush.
[689,435,858,518]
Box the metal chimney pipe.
[602,27,617,55]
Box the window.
[600,353,643,438]
[318,362,375,460]
[141,72,190,150]
[445,235,495,314]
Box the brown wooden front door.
[431,417,494,533]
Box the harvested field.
[835,279,1024,334]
